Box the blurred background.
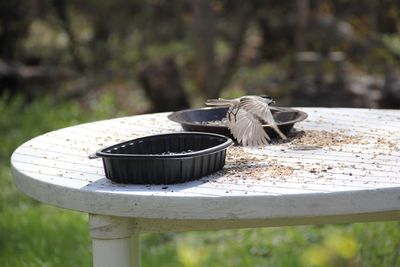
[1,0,399,266]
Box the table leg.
[131,232,141,266]
[89,214,140,267]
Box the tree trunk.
[53,0,85,72]
[138,57,189,112]
[216,1,252,92]
[192,0,252,99]
[192,0,219,99]
[295,0,309,52]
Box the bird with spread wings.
[206,95,287,146]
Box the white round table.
[11,108,400,267]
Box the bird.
[205,95,287,146]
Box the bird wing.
[227,104,271,146]
[239,96,271,120]
[239,97,287,140]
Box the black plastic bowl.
[93,132,233,184]
[168,106,308,141]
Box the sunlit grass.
[0,203,91,267]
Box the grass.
[0,93,399,267]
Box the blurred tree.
[138,56,189,112]
[53,0,85,72]
[192,0,253,98]
[255,1,296,60]
[192,0,218,98]
[0,0,37,60]
[1,0,399,108]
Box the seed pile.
[196,118,229,126]
[159,150,195,155]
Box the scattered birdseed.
[203,128,400,187]
[280,130,368,148]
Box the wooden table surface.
[11,107,400,267]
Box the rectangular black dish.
[92,132,233,184]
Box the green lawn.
[1,94,399,267]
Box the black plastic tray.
[93,132,233,184]
[168,106,308,141]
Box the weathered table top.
[11,108,400,226]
